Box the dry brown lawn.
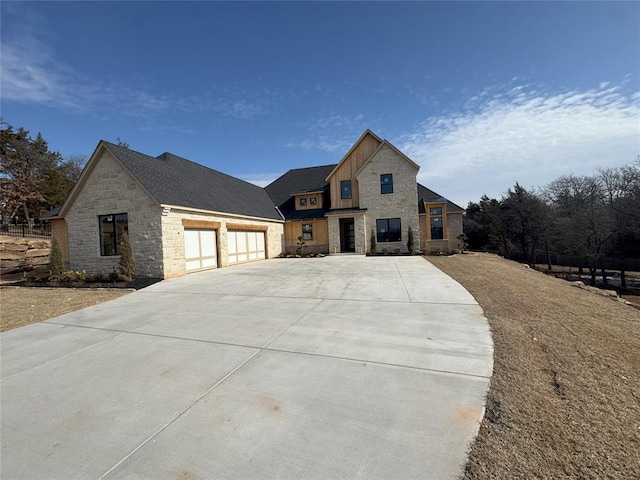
[0,287,130,332]
[427,253,640,480]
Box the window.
[429,207,444,240]
[302,223,313,240]
[340,180,352,199]
[99,213,128,256]
[380,174,393,194]
[310,196,317,205]
[299,197,307,206]
[376,218,401,242]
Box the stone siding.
[161,210,284,278]
[356,144,420,253]
[65,150,165,277]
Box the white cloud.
[285,113,372,153]
[0,35,174,117]
[401,82,640,207]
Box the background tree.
[1,121,85,222]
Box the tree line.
[464,158,640,285]
[0,120,86,224]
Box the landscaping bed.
[0,287,131,332]
[426,253,640,479]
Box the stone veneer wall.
[64,150,165,278]
[356,144,420,253]
[161,209,284,278]
[327,214,366,254]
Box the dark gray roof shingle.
[103,142,281,221]
[265,164,336,220]
[417,183,464,213]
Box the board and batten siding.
[283,218,329,254]
[328,132,381,210]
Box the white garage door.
[227,230,266,264]
[184,229,218,272]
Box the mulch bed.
[426,253,640,480]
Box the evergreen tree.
[118,231,137,280]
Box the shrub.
[407,226,414,254]
[118,230,137,280]
[370,228,376,254]
[89,270,105,283]
[48,238,64,281]
[296,235,306,256]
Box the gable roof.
[61,141,281,221]
[354,140,420,178]
[265,164,336,220]
[417,183,464,213]
[324,129,382,181]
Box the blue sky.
[1,1,638,207]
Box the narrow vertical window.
[302,223,313,240]
[429,207,443,240]
[380,174,393,194]
[340,180,352,199]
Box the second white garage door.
[227,230,266,264]
[184,229,218,272]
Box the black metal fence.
[493,250,640,273]
[0,222,52,239]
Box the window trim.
[340,180,352,199]
[99,213,129,256]
[380,173,393,194]
[299,197,307,206]
[309,196,317,205]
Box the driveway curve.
[1,256,493,480]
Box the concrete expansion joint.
[260,346,493,380]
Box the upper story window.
[99,213,128,256]
[310,196,317,205]
[340,180,352,199]
[380,174,393,194]
[299,197,307,206]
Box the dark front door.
[339,218,355,253]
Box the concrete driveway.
[1,256,493,480]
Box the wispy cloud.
[0,12,275,122]
[401,82,639,207]
[1,34,174,117]
[284,113,371,153]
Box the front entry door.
[339,218,355,253]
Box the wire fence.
[0,223,52,239]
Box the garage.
[227,228,266,264]
[184,229,218,272]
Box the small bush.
[49,238,64,281]
[89,270,105,282]
[296,235,306,256]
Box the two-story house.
[265,130,463,256]
[50,129,463,278]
